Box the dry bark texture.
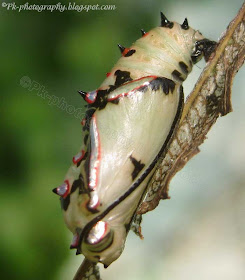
[138,2,245,215]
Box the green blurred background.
[1,0,244,279]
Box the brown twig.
[73,258,100,280]
[138,2,245,215]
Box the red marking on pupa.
[122,48,131,57]
[52,180,70,198]
[88,221,108,244]
[106,72,111,77]
[85,90,97,104]
[72,150,85,164]
[70,233,79,249]
[88,116,101,191]
[81,118,86,126]
[87,192,100,210]
[107,76,157,101]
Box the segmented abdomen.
[100,24,202,89]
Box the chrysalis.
[53,13,216,267]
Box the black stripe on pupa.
[149,77,176,94]
[179,61,189,75]
[124,49,136,57]
[78,83,184,248]
[114,70,133,87]
[172,70,184,82]
[130,156,145,180]
[61,174,87,211]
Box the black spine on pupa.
[181,18,189,30]
[160,12,174,28]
